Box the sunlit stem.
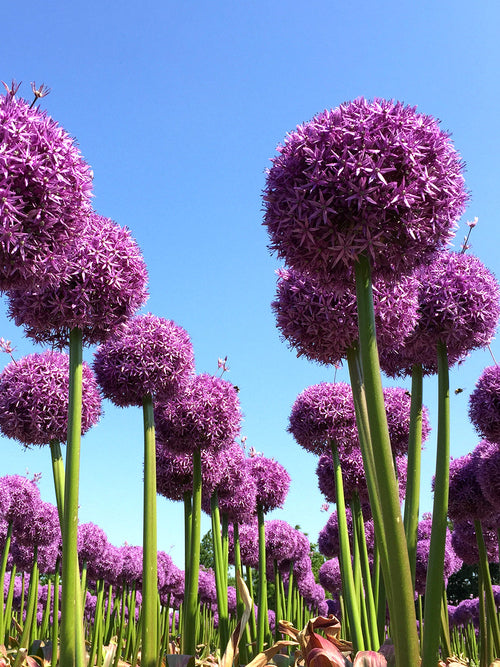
[0,520,12,639]
[329,440,364,652]
[60,326,85,667]
[246,565,257,651]
[354,256,419,667]
[15,545,39,664]
[142,393,158,667]
[183,488,192,638]
[422,341,450,667]
[403,363,424,587]
[475,519,500,657]
[257,504,268,653]
[50,439,66,530]
[233,523,249,665]
[211,491,229,650]
[274,558,282,642]
[183,449,202,655]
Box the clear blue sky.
[1,0,500,567]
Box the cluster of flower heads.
[0,85,93,291]
[246,452,290,514]
[414,513,462,596]
[469,365,500,443]
[264,97,467,287]
[0,350,101,446]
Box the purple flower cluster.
[0,350,101,446]
[93,313,194,407]
[474,440,500,512]
[447,448,496,523]
[414,515,461,596]
[154,373,241,454]
[316,448,369,504]
[383,386,430,455]
[0,89,93,291]
[77,522,108,566]
[451,518,499,565]
[227,522,259,569]
[246,453,290,514]
[273,267,420,366]
[265,519,299,564]
[288,382,358,455]
[156,446,194,501]
[0,475,41,524]
[318,557,342,595]
[8,213,149,347]
[264,97,467,286]
[469,365,500,443]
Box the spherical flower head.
[273,267,420,366]
[77,522,108,567]
[448,450,496,522]
[13,499,60,548]
[318,558,342,595]
[451,518,499,565]
[469,366,500,443]
[86,540,123,584]
[288,382,358,455]
[156,446,193,501]
[228,521,259,569]
[227,585,237,615]
[381,252,500,377]
[119,544,143,587]
[8,213,149,347]
[318,509,352,558]
[0,350,101,446]
[265,520,298,563]
[246,453,290,514]
[316,449,369,505]
[154,373,241,454]
[414,523,460,596]
[11,540,59,574]
[475,440,500,512]
[0,475,41,524]
[264,97,467,287]
[0,90,93,291]
[198,567,217,605]
[93,313,194,407]
[383,386,431,456]
[452,598,480,627]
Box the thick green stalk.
[221,513,229,591]
[246,565,257,652]
[475,519,500,657]
[257,504,268,653]
[50,439,66,530]
[422,341,450,667]
[403,364,424,588]
[233,523,249,665]
[40,578,51,640]
[210,491,229,650]
[0,521,13,639]
[274,559,282,642]
[142,394,158,667]
[16,546,39,661]
[60,326,85,667]
[183,488,192,639]
[88,579,105,667]
[329,440,364,652]
[440,584,452,661]
[286,561,294,623]
[354,256,419,667]
[52,561,60,660]
[183,449,202,655]
[113,587,128,667]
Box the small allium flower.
[0,474,41,524]
[228,521,259,569]
[93,313,194,407]
[383,386,431,455]
[154,373,241,454]
[263,97,467,287]
[318,558,342,595]
[13,499,60,548]
[448,447,497,522]
[0,89,93,291]
[120,544,143,587]
[246,454,290,514]
[381,252,500,377]
[288,382,358,455]
[198,567,217,605]
[473,440,500,512]
[156,446,194,501]
[451,518,499,565]
[8,213,149,347]
[318,509,352,558]
[273,267,420,366]
[316,448,367,504]
[0,350,101,446]
[77,522,108,566]
[414,516,461,595]
[469,366,500,443]
[265,519,298,563]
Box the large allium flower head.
[469,366,500,443]
[265,520,298,563]
[318,558,342,595]
[227,585,237,615]
[451,518,499,565]
[120,544,143,587]
[0,474,41,524]
[246,453,290,514]
[77,522,107,566]
[0,88,93,291]
[475,440,500,511]
[448,450,496,522]
[8,213,149,346]
[11,540,59,574]
[317,508,353,558]
[452,598,480,627]
[0,350,101,446]
[228,521,259,568]
[198,567,217,605]
[288,382,358,455]
[93,313,194,407]
[273,267,420,366]
[13,499,60,548]
[316,448,369,505]
[264,97,467,287]
[381,252,500,376]
[383,386,431,456]
[414,518,461,595]
[156,446,193,501]
[154,373,241,454]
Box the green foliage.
[447,563,500,605]
[200,529,215,570]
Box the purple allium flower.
[273,267,420,366]
[8,213,149,347]
[87,541,124,586]
[0,350,101,446]
[11,539,60,574]
[448,450,496,522]
[318,509,352,558]
[475,440,500,511]
[263,98,467,287]
[156,446,194,501]
[119,544,143,587]
[13,499,60,547]
[383,386,431,456]
[0,474,41,524]
[246,453,290,514]
[316,448,368,505]
[77,522,107,567]
[318,558,342,595]
[265,520,298,564]
[268,608,276,632]
[288,382,358,455]
[228,521,259,569]
[0,89,93,291]
[381,252,500,377]
[414,521,461,597]
[157,551,175,593]
[452,598,480,627]
[227,585,237,615]
[451,518,499,565]
[93,313,194,407]
[469,366,500,443]
[198,567,217,606]
[154,373,241,454]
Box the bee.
[404,390,411,398]
[454,387,464,395]
[233,385,240,393]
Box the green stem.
[422,341,450,667]
[88,579,105,667]
[52,561,60,661]
[329,440,364,652]
[16,545,39,659]
[60,326,85,667]
[50,439,66,530]
[246,565,257,653]
[257,504,268,653]
[211,491,229,650]
[183,489,192,642]
[233,523,249,665]
[403,364,424,588]
[0,521,13,640]
[274,559,282,642]
[142,394,158,667]
[182,449,202,656]
[354,256,419,667]
[475,519,500,657]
